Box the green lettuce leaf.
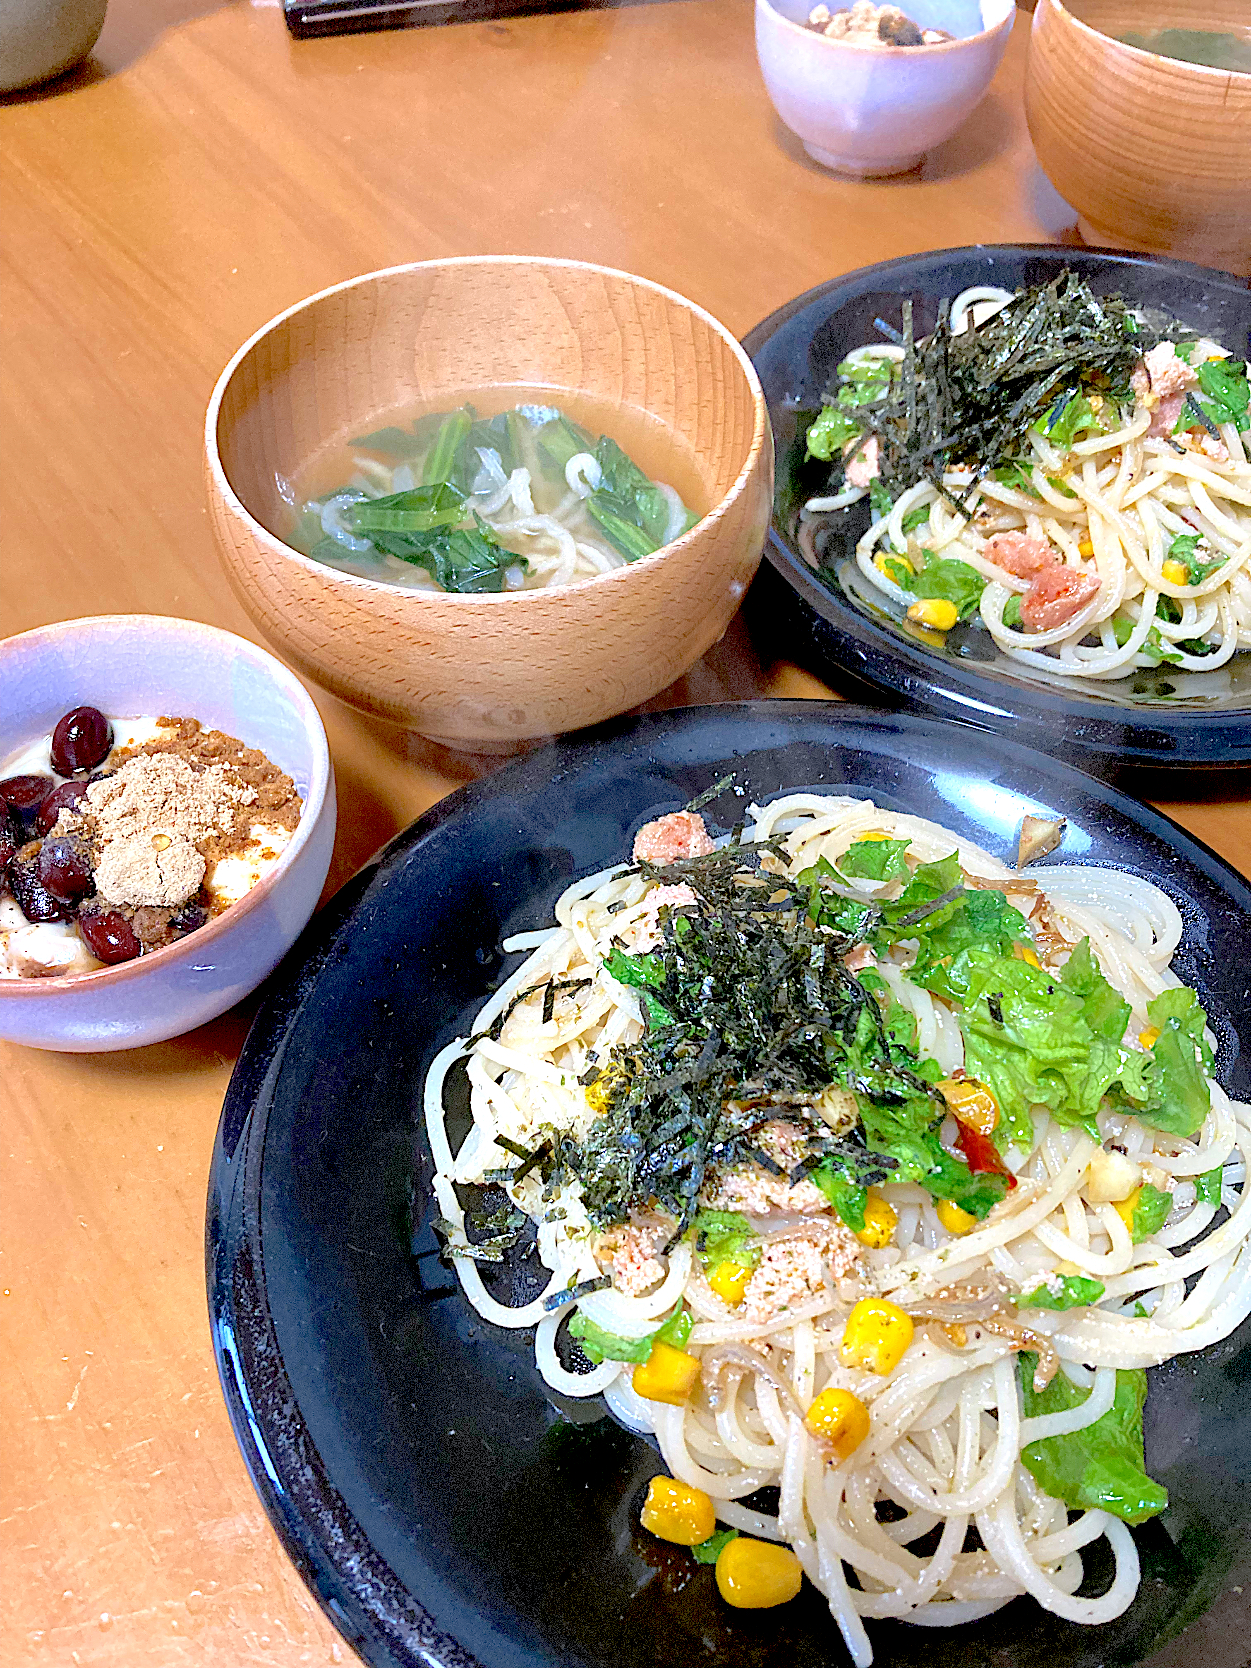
[602,947,672,1028]
[835,356,894,405]
[923,1144,1009,1219]
[806,405,861,461]
[1059,939,1132,1042]
[1016,1274,1105,1311]
[655,1306,693,1349]
[1018,1356,1168,1525]
[1167,531,1226,586]
[568,1312,655,1365]
[993,460,1040,497]
[1114,985,1212,1137]
[690,1210,761,1271]
[1141,627,1182,666]
[797,856,878,939]
[839,836,911,883]
[956,949,1125,1147]
[1196,1167,1224,1206]
[692,1528,738,1564]
[881,852,964,928]
[905,548,986,620]
[857,969,918,1054]
[1035,392,1100,447]
[1194,357,1250,433]
[568,1302,691,1365]
[903,890,1033,1005]
[847,1044,1006,1221]
[1130,1184,1172,1243]
[811,1160,867,1232]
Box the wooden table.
[3,3,1248,1662]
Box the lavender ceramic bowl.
[755,0,1016,177]
[0,615,335,1053]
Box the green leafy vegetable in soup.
[290,394,701,594]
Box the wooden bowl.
[1025,0,1251,275]
[205,258,772,749]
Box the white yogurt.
[0,896,100,978]
[1,716,296,980]
[2,717,170,781]
[205,822,294,908]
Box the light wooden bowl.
[205,257,772,749]
[1026,0,1251,276]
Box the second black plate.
[743,245,1251,772]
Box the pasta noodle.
[801,283,1251,683]
[425,793,1251,1660]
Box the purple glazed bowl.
[0,615,335,1052]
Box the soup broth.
[287,386,713,593]
[1117,27,1251,73]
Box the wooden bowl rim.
[1034,0,1251,81]
[758,0,1017,55]
[205,255,771,610]
[0,613,332,1000]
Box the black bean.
[9,844,70,923]
[37,834,95,905]
[78,909,141,965]
[51,707,113,776]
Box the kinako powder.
[56,718,302,912]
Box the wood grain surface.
[2,3,1247,1664]
[1026,0,1251,274]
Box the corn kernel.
[1078,539,1095,557]
[906,597,958,632]
[937,1076,999,1136]
[805,1388,870,1459]
[632,1340,702,1405]
[1161,560,1189,586]
[640,1475,716,1546]
[709,1260,751,1308]
[936,1198,979,1236]
[1013,942,1041,968]
[1139,1025,1161,1049]
[1113,1188,1143,1235]
[715,1536,804,1608]
[854,1191,897,1249]
[857,830,891,842]
[874,551,913,584]
[839,1297,914,1375]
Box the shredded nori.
[564,840,911,1234]
[542,1275,612,1312]
[827,271,1183,515]
[470,976,593,1046]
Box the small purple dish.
[0,614,335,1052]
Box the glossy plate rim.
[742,243,1251,771]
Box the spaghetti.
[801,280,1251,681]
[425,795,1250,1662]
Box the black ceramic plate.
[743,246,1251,772]
[207,702,1251,1668]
